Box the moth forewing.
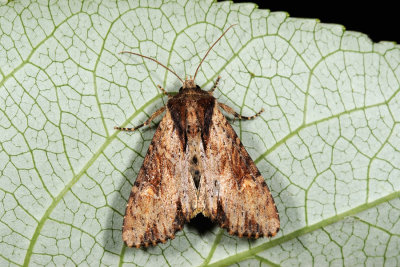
[197,103,279,238]
[122,109,198,248]
[117,25,279,248]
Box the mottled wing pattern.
[122,110,198,248]
[198,105,280,238]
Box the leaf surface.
[1,1,400,266]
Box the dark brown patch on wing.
[168,99,186,147]
[201,97,215,148]
[215,199,229,228]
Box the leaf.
[1,0,400,266]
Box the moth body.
[117,25,280,248]
[120,77,279,248]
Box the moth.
[116,25,280,248]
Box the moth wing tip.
[270,217,280,230]
[264,216,280,236]
[123,238,135,248]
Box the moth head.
[182,75,196,89]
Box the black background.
[232,1,399,44]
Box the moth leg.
[218,102,264,120]
[157,85,172,97]
[209,76,221,94]
[114,106,166,131]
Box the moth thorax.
[183,77,196,89]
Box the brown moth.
[116,25,280,248]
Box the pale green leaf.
[1,1,400,266]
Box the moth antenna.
[193,24,237,81]
[120,51,184,84]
